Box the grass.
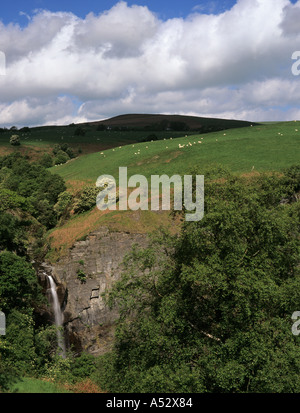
[0,113,257,159]
[8,377,70,393]
[0,125,201,158]
[7,377,105,393]
[50,121,300,184]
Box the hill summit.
[84,113,257,132]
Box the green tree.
[97,171,300,393]
[4,310,37,375]
[54,150,69,165]
[0,188,28,212]
[40,153,53,168]
[0,251,43,314]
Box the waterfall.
[46,274,66,358]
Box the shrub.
[70,353,96,380]
[54,150,70,165]
[54,191,73,219]
[73,185,99,213]
[10,134,20,146]
[40,153,53,168]
[74,127,85,136]
[77,269,87,284]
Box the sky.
[0,0,300,127]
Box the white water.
[47,274,66,358]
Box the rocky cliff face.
[38,227,148,356]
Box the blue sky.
[1,1,239,24]
[0,0,300,126]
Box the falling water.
[47,274,66,358]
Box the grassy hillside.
[0,114,257,160]
[45,120,299,258]
[50,121,299,184]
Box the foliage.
[0,153,66,230]
[42,354,73,383]
[39,153,53,168]
[73,185,99,213]
[54,191,73,220]
[54,150,70,165]
[34,325,60,372]
[0,152,73,388]
[0,338,19,391]
[0,212,28,254]
[4,310,37,375]
[64,378,103,393]
[76,268,87,284]
[19,127,31,133]
[0,188,28,212]
[97,171,300,393]
[52,143,75,165]
[69,352,96,380]
[10,134,20,146]
[0,252,44,314]
[74,127,86,136]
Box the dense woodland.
[0,149,299,392]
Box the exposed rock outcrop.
[38,227,148,356]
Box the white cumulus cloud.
[0,0,300,127]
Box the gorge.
[38,227,148,356]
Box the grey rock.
[40,227,148,356]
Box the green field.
[0,114,258,156]
[50,121,300,184]
[8,377,70,393]
[0,125,191,147]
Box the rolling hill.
[45,119,299,257]
[0,113,258,160]
[50,120,299,184]
[84,113,257,131]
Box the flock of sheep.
[98,125,299,160]
[99,134,209,158]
